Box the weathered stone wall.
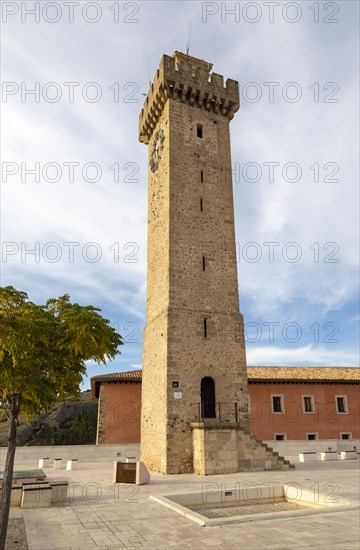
[192,424,292,475]
[0,444,140,470]
[139,52,239,145]
[140,100,171,471]
[192,423,238,475]
[140,52,248,474]
[140,309,169,472]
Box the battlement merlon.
[139,51,240,144]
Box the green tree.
[0,286,122,550]
[49,411,98,445]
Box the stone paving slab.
[9,460,360,549]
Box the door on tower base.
[201,377,216,419]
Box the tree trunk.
[0,399,19,550]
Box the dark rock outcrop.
[0,391,98,446]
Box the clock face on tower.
[149,128,165,173]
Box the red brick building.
[91,367,360,444]
[91,371,141,445]
[247,367,360,441]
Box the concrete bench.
[0,485,23,507]
[299,452,317,462]
[2,480,69,508]
[339,451,357,460]
[21,479,69,507]
[10,485,23,507]
[22,481,49,488]
[320,451,338,461]
[21,482,52,508]
[38,458,50,468]
[66,459,78,470]
[50,480,69,503]
[53,458,62,469]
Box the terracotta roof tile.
[91,370,142,397]
[247,366,360,383]
[91,370,142,382]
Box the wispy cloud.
[1,1,358,384]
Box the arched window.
[201,376,216,418]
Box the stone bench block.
[320,452,338,461]
[50,480,69,503]
[38,458,50,468]
[53,458,62,469]
[66,459,78,470]
[299,452,317,462]
[10,485,23,507]
[21,483,52,508]
[340,451,357,460]
[0,485,23,507]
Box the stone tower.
[139,52,291,475]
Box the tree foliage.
[49,410,98,445]
[0,286,122,549]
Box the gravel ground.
[191,500,307,519]
[5,519,28,550]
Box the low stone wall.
[0,444,140,469]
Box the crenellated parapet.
[139,51,239,144]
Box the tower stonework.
[139,52,291,474]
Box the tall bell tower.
[139,52,290,475]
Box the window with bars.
[272,395,284,413]
[336,396,348,413]
[303,396,314,412]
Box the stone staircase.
[237,429,295,471]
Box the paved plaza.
[8,459,360,549]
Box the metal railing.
[190,402,239,423]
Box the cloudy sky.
[1,1,359,389]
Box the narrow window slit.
[200,198,203,212]
[203,318,207,338]
[200,170,204,183]
[197,124,203,138]
[202,256,206,271]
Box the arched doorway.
[201,377,216,418]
